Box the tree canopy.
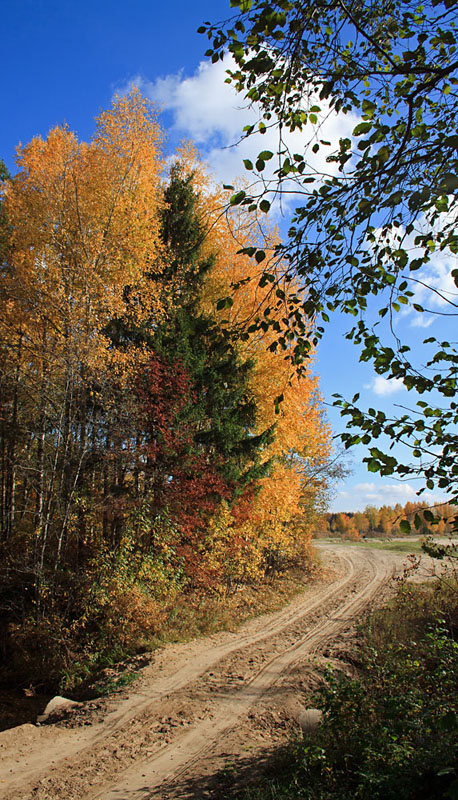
[0,96,332,686]
[201,0,458,524]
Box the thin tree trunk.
[4,333,22,540]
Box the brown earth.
[0,543,437,800]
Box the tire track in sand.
[89,548,395,800]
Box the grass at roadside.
[353,538,424,554]
[133,561,321,653]
[236,575,458,800]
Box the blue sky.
[2,0,454,512]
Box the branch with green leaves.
[200,0,458,519]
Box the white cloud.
[146,61,248,144]
[332,481,442,512]
[115,56,358,198]
[405,250,458,329]
[410,249,458,312]
[364,376,404,397]
[373,209,458,329]
[409,312,436,329]
[354,482,417,501]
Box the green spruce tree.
[154,163,274,493]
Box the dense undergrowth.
[240,575,458,800]
[2,554,317,696]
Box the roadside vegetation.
[240,576,458,800]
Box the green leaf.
[399,519,411,534]
[208,0,458,504]
[367,459,379,473]
[439,173,458,193]
[230,190,246,206]
[353,121,373,136]
[274,393,284,414]
[216,296,234,310]
[231,0,252,9]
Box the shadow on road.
[148,741,291,799]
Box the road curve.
[0,545,416,800]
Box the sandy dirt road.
[0,544,433,800]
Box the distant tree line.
[318,502,456,541]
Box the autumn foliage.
[318,501,458,539]
[0,93,331,688]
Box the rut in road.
[0,546,417,800]
[92,548,395,800]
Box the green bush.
[243,579,458,800]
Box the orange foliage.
[323,500,457,539]
[3,90,164,375]
[169,155,333,568]
[207,201,331,555]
